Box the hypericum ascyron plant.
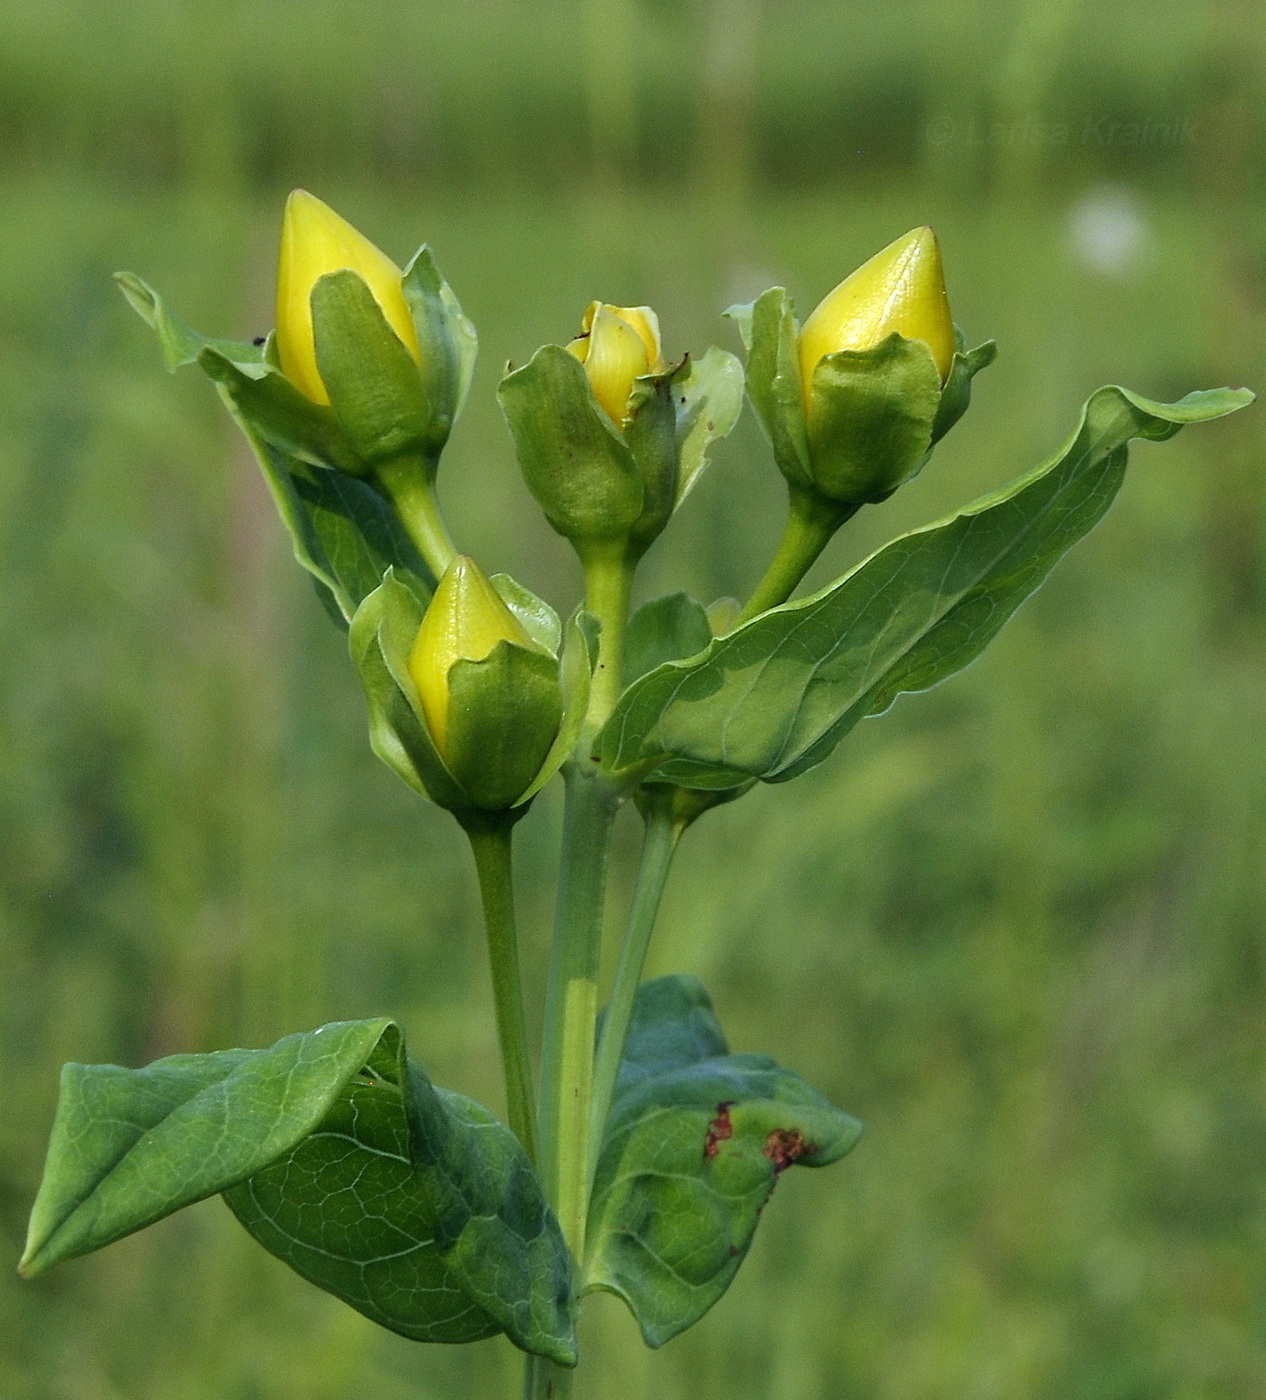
[23,192,1252,1400]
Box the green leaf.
[115,271,266,372]
[597,384,1254,787]
[625,593,712,683]
[226,1029,576,1364]
[584,976,862,1347]
[312,270,435,469]
[725,288,812,489]
[20,1017,575,1361]
[498,344,644,543]
[349,571,467,810]
[198,347,364,476]
[402,245,479,438]
[21,1019,393,1276]
[673,346,746,505]
[807,332,942,504]
[227,409,432,627]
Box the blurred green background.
[1,1,1264,1396]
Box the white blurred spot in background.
[1067,185,1150,276]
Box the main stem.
[527,540,634,1400]
[463,814,538,1164]
[737,488,854,625]
[587,799,681,1180]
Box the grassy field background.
[1,1,1264,1396]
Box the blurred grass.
[1,1,1265,1397]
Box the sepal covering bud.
[729,228,995,512]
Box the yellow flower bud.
[275,189,422,405]
[407,556,537,754]
[566,301,666,426]
[797,227,955,414]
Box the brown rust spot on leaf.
[703,1101,735,1159]
[764,1128,818,1173]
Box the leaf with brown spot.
[583,976,862,1347]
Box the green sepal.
[596,383,1254,787]
[623,364,684,551]
[672,346,746,505]
[498,344,645,544]
[517,610,594,803]
[726,287,812,490]
[198,347,363,475]
[349,571,468,810]
[806,332,942,505]
[226,1025,577,1364]
[584,977,862,1347]
[491,572,563,655]
[401,245,478,450]
[311,269,435,474]
[445,642,564,811]
[115,271,267,372]
[625,592,713,683]
[931,331,998,446]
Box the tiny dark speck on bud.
[252,336,267,346]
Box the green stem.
[579,541,634,729]
[462,813,538,1164]
[374,453,458,580]
[536,768,621,1257]
[588,798,682,1181]
[737,487,855,625]
[523,1355,574,1400]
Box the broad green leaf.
[115,271,266,372]
[23,1019,576,1363]
[226,1028,576,1363]
[229,412,432,627]
[498,344,644,542]
[625,593,712,683]
[312,270,436,469]
[402,245,479,435]
[725,288,812,489]
[584,976,862,1347]
[673,346,746,505]
[21,1019,393,1276]
[807,332,942,504]
[597,384,1254,787]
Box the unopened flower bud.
[797,226,954,413]
[408,556,536,754]
[567,302,665,427]
[276,189,421,405]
